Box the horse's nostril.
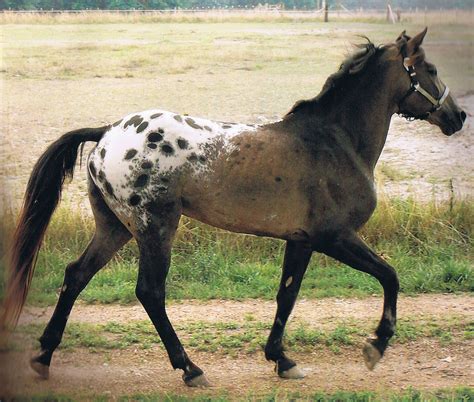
[460,110,467,122]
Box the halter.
[397,50,450,121]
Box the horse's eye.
[428,67,437,76]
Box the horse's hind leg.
[30,181,131,379]
[134,202,208,387]
[320,232,399,370]
[265,240,312,379]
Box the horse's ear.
[406,27,427,55]
[396,30,406,42]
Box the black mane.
[285,39,381,117]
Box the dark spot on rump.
[124,149,138,160]
[89,162,97,177]
[177,138,189,149]
[100,148,106,159]
[185,117,203,130]
[144,201,160,214]
[161,143,174,155]
[222,124,232,129]
[275,177,282,182]
[141,161,153,169]
[129,194,141,206]
[104,181,115,197]
[173,115,183,123]
[204,126,212,132]
[112,119,122,127]
[245,144,251,148]
[97,171,105,182]
[158,128,164,134]
[150,113,163,119]
[160,176,170,183]
[136,121,149,133]
[134,174,149,188]
[124,115,144,129]
[162,201,175,212]
[148,132,163,142]
[187,153,198,162]
[199,155,207,163]
[147,143,158,149]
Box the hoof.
[184,373,211,388]
[30,359,50,379]
[278,365,305,379]
[363,342,382,370]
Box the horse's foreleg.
[265,240,312,379]
[135,208,208,388]
[30,183,131,379]
[321,232,399,370]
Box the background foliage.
[1,0,472,11]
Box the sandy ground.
[380,92,473,200]
[1,295,472,398]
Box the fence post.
[324,1,328,22]
[386,2,395,23]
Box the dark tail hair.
[1,126,108,329]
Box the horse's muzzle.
[437,108,467,136]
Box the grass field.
[1,197,472,306]
[1,16,473,400]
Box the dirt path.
[17,294,474,328]
[1,295,473,398]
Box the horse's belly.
[183,194,310,239]
[181,166,312,239]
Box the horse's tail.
[1,126,109,330]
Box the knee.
[135,283,164,306]
[135,284,149,304]
[382,266,400,292]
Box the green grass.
[0,197,472,306]
[9,387,474,402]
[10,315,472,354]
[12,387,473,401]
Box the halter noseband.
[397,50,450,121]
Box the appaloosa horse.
[2,28,466,386]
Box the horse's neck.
[317,69,399,171]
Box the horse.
[1,28,466,387]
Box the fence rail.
[0,8,391,14]
[1,7,470,25]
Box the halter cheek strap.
[398,55,450,120]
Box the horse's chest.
[310,172,377,232]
